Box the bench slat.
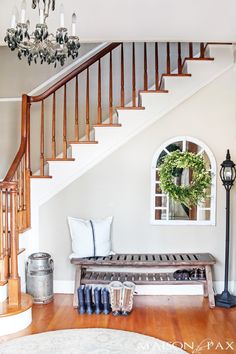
[71,253,216,267]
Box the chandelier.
[4,0,80,66]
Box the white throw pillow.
[68,216,113,258]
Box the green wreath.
[159,150,211,208]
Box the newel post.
[8,182,21,306]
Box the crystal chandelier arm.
[46,0,51,17]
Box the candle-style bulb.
[21,0,26,10]
[71,13,76,36]
[39,5,44,24]
[59,3,65,27]
[10,6,18,28]
[21,0,27,23]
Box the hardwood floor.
[1,294,236,353]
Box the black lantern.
[219,149,236,191]
[215,149,236,308]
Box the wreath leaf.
[159,151,212,208]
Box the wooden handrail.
[30,43,121,103]
[4,94,29,182]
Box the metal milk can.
[26,252,54,304]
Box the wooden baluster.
[109,51,113,124]
[17,164,23,230]
[132,42,136,107]
[86,68,90,141]
[25,167,31,228]
[20,163,23,211]
[20,162,24,229]
[52,92,56,158]
[24,95,31,175]
[166,42,170,74]
[74,76,79,141]
[200,43,205,58]
[189,43,193,58]
[22,156,27,229]
[120,43,125,107]
[97,59,102,124]
[8,185,21,306]
[17,166,21,212]
[178,42,182,74]
[144,42,148,90]
[63,85,67,157]
[4,189,9,280]
[40,100,45,175]
[155,42,159,90]
[0,189,4,282]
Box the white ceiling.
[1,0,236,45]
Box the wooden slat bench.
[71,253,216,308]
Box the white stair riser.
[0,284,8,303]
[0,308,32,336]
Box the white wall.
[0,44,98,98]
[1,0,236,44]
[38,67,236,287]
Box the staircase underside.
[30,45,233,208]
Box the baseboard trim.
[54,280,75,294]
[54,280,236,296]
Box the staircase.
[0,41,233,335]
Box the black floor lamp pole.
[215,149,236,308]
[224,188,230,292]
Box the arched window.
[151,136,216,225]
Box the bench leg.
[73,265,82,308]
[203,281,208,297]
[205,265,215,308]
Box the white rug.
[0,328,187,354]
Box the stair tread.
[139,89,169,94]
[45,158,75,162]
[68,141,98,145]
[31,176,53,179]
[0,280,8,286]
[0,248,25,256]
[0,293,32,317]
[162,73,192,77]
[19,226,31,234]
[116,106,145,110]
[185,57,214,61]
[93,124,122,127]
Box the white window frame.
[150,136,216,225]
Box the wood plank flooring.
[1,294,236,353]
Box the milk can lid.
[28,252,51,260]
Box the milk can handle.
[50,259,54,271]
